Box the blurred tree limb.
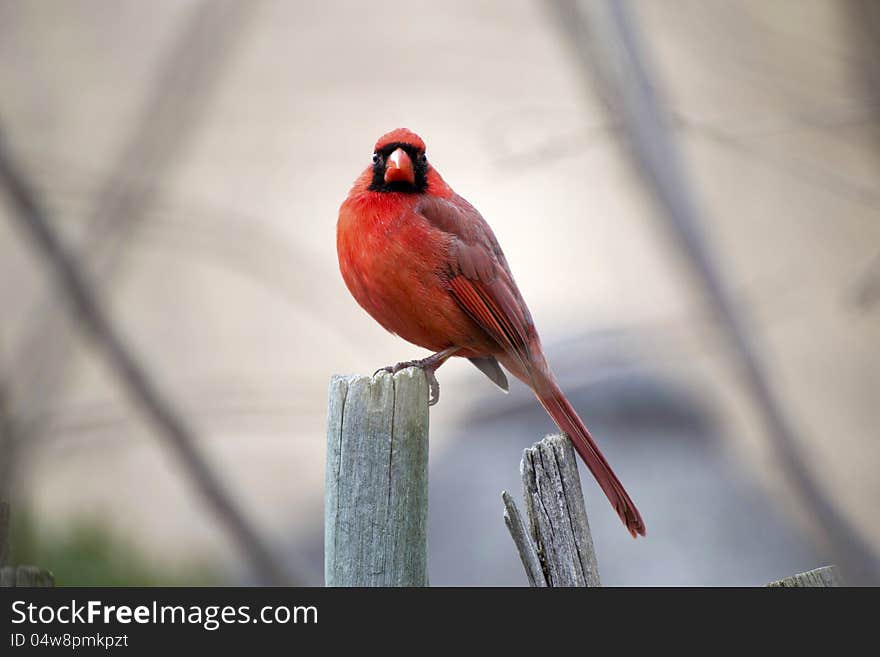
[847,2,880,312]
[851,252,880,311]
[0,130,291,586]
[5,0,259,454]
[0,2,307,584]
[548,0,880,583]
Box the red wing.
[447,275,532,366]
[418,196,534,369]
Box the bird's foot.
[373,352,452,406]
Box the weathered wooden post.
[325,367,430,586]
[503,434,601,587]
[766,565,842,587]
[504,435,842,587]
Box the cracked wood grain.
[766,565,842,587]
[324,367,429,587]
[502,490,547,587]
[504,434,601,587]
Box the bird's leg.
[374,346,460,406]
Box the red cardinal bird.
[337,128,645,537]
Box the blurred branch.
[682,117,880,215]
[0,132,290,586]
[6,0,260,453]
[847,3,880,312]
[0,500,7,567]
[848,1,880,157]
[548,0,880,583]
[0,0,309,584]
[0,388,10,562]
[4,157,356,341]
[0,384,15,503]
[851,252,880,311]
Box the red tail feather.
[534,376,646,538]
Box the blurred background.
[0,0,878,586]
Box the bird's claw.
[372,360,415,377]
[373,358,442,406]
[424,369,440,406]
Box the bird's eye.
[372,152,380,164]
[420,153,428,163]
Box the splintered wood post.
[766,565,842,587]
[502,491,547,587]
[325,367,430,587]
[503,434,601,587]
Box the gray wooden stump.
[502,438,842,587]
[325,367,429,587]
[503,434,601,587]
[0,499,55,587]
[766,565,842,587]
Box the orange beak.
[384,148,415,184]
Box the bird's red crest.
[375,128,426,152]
